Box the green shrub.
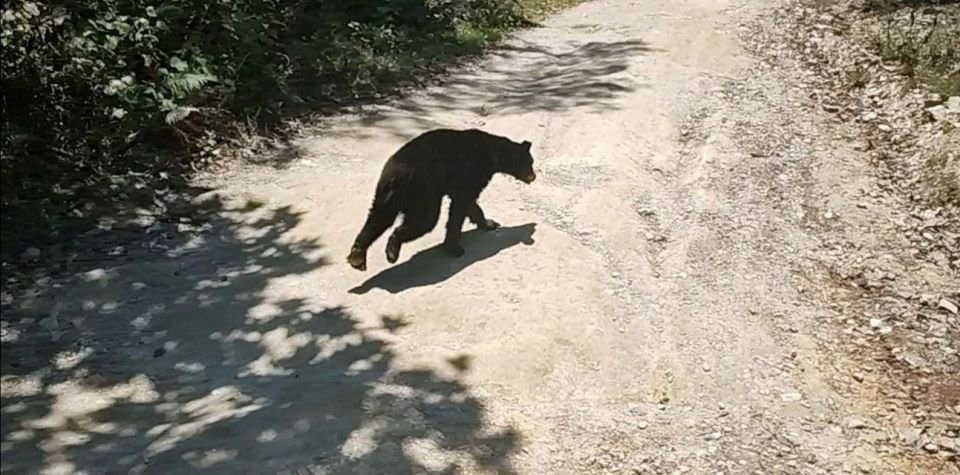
[0,0,572,257]
[0,0,543,154]
[863,3,959,96]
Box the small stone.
[702,363,712,372]
[20,247,41,262]
[900,352,928,368]
[938,437,959,453]
[869,318,884,329]
[946,96,960,112]
[923,93,943,107]
[925,105,949,122]
[853,140,872,152]
[844,417,869,429]
[822,103,841,113]
[781,392,803,403]
[901,427,924,446]
[938,298,958,315]
[83,268,108,281]
[38,315,61,341]
[923,443,939,453]
[637,421,649,430]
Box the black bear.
[347,128,537,271]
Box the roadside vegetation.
[0,0,578,260]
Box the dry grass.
[865,3,960,96]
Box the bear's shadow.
[349,222,537,294]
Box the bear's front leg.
[467,201,500,231]
[443,201,467,257]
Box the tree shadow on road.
[349,223,537,295]
[0,195,518,474]
[328,38,658,141]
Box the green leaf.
[164,72,216,96]
[22,2,39,17]
[164,105,198,124]
[170,56,188,71]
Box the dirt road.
[3,0,954,474]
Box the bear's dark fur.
[347,128,537,271]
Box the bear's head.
[497,139,536,184]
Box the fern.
[163,71,217,97]
[164,105,198,124]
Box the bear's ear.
[521,140,532,150]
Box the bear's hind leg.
[348,206,399,271]
[386,199,441,263]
